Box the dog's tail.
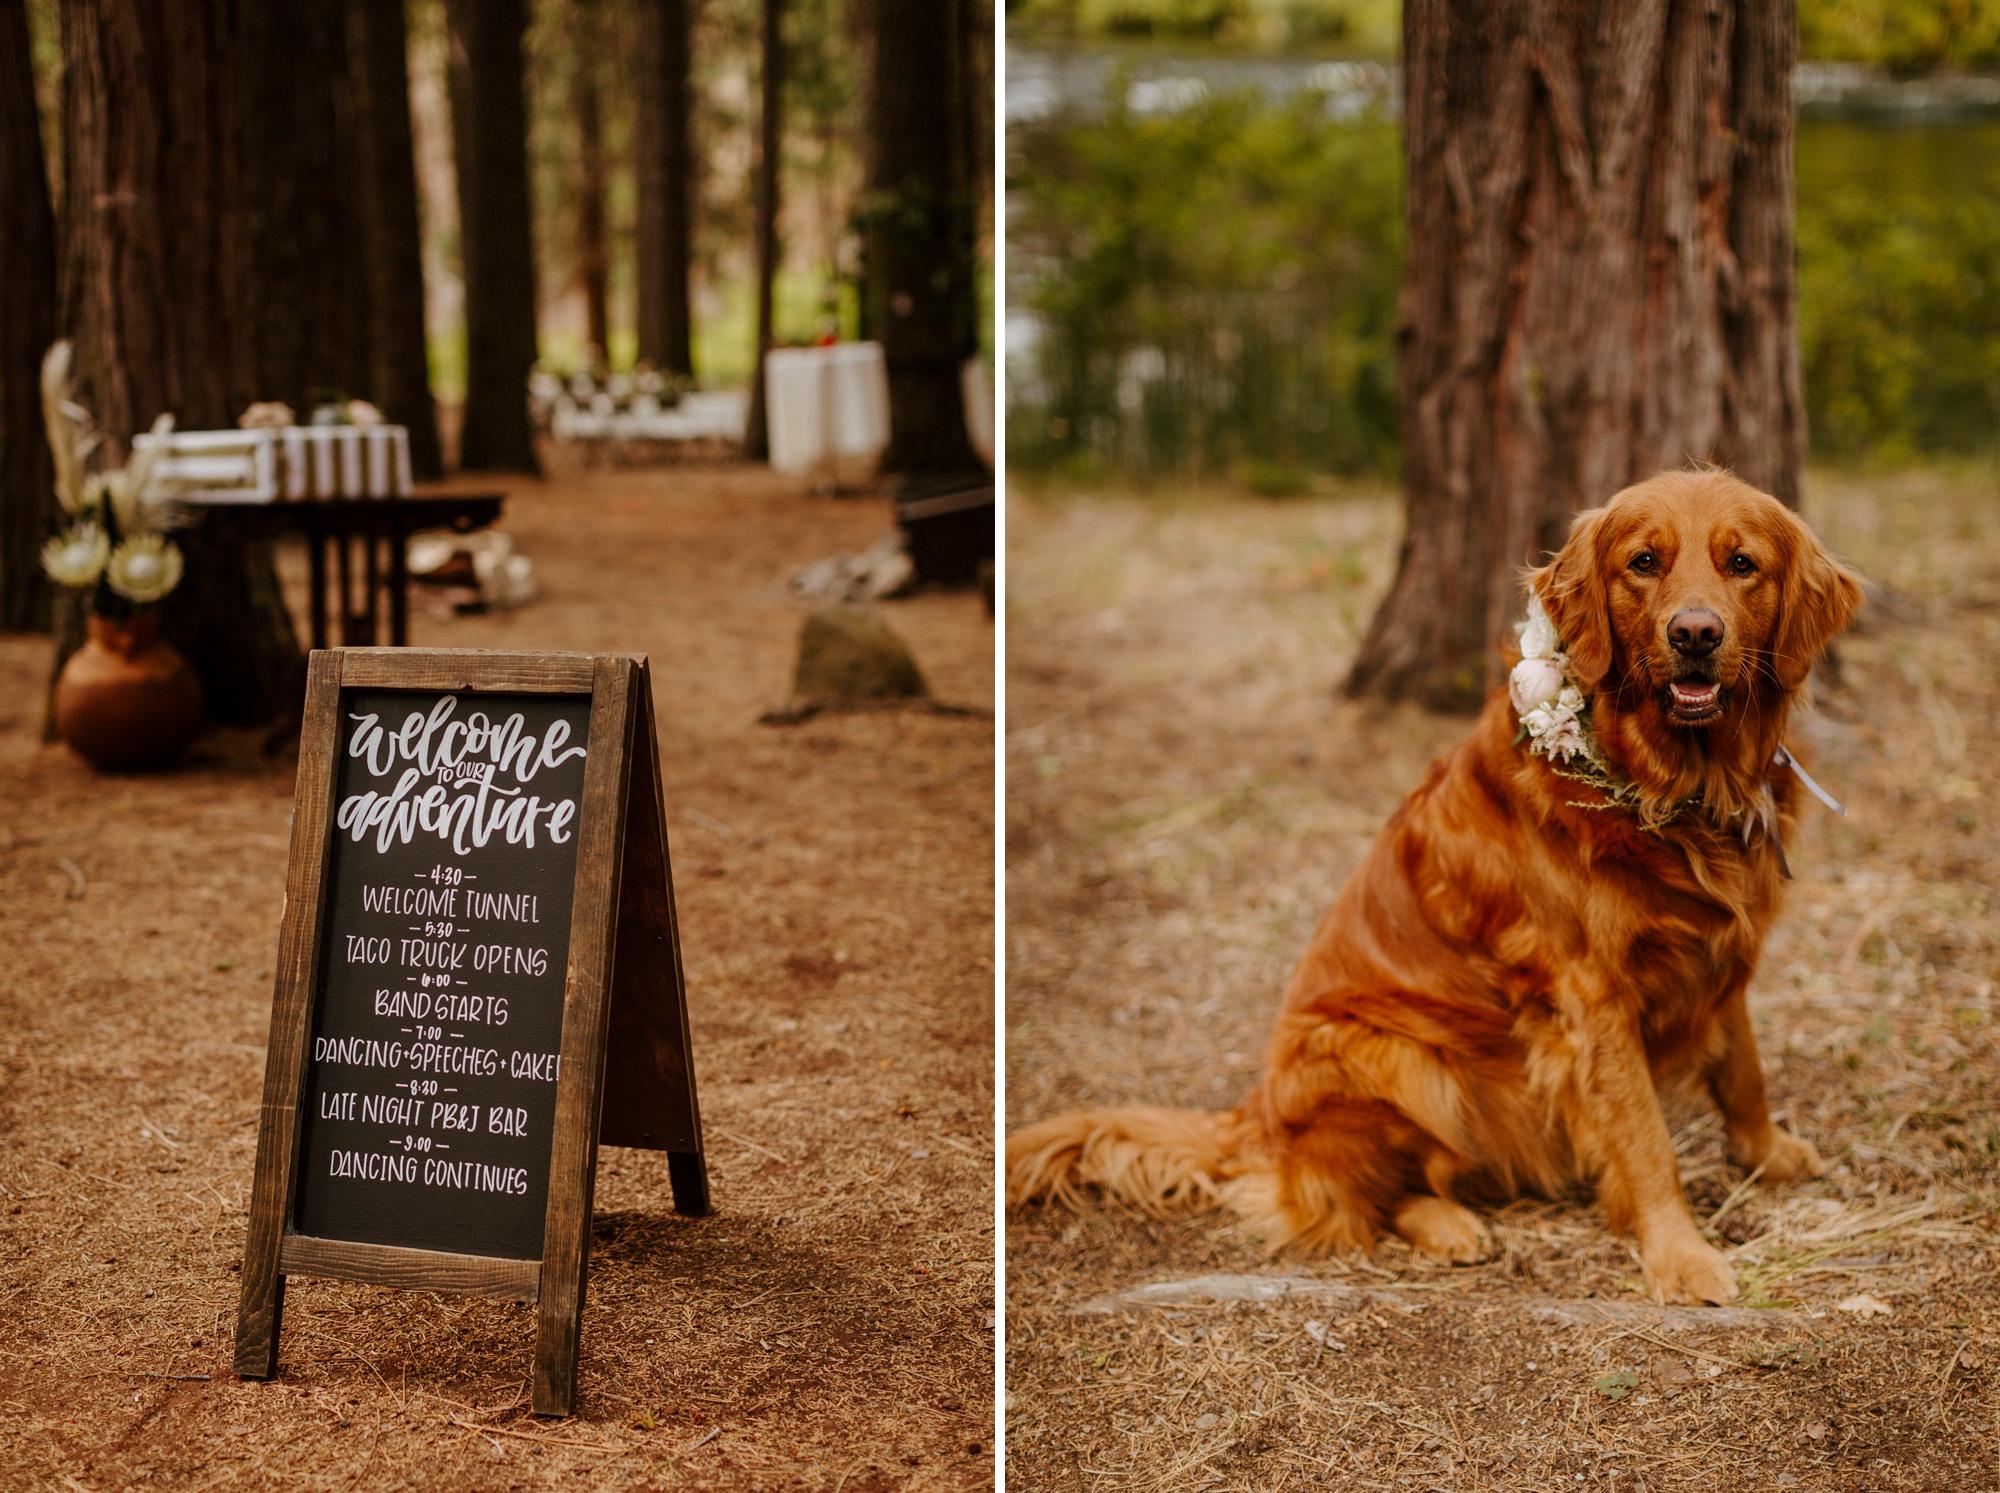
[1006,1107,1245,1217]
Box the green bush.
[1006,0,1400,51]
[1008,85,1403,479]
[1799,188,2000,460]
[1800,0,2000,72]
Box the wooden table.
[182,494,503,649]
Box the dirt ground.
[1005,468,2000,1491]
[0,455,995,1490]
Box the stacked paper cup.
[281,426,412,498]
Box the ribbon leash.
[1773,744,1846,817]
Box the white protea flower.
[1516,595,1558,660]
[42,523,110,588]
[105,533,184,604]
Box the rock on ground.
[790,602,929,706]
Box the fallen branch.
[712,1127,791,1165]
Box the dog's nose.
[1667,608,1724,658]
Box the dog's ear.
[1531,505,1613,690]
[1770,509,1863,691]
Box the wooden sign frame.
[234,648,710,1416]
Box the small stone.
[1194,1413,1219,1430]
[789,603,928,707]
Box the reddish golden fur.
[1008,470,1864,1304]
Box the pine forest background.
[20,0,996,406]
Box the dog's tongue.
[1671,680,1720,710]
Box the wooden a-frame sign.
[234,648,710,1416]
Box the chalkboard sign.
[234,649,709,1416]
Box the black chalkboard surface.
[293,689,591,1260]
[235,649,710,1417]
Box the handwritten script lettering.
[335,699,586,855]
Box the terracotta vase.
[53,612,204,770]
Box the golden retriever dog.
[1008,468,1863,1305]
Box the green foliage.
[1800,0,2000,71]
[1799,187,2000,461]
[1012,91,2000,482]
[1010,0,2000,67]
[1008,86,1402,479]
[1008,0,1400,53]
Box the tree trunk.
[61,0,238,439]
[741,0,781,461]
[572,0,609,361]
[865,0,978,472]
[633,0,693,376]
[0,0,59,632]
[1347,0,1804,712]
[447,0,540,472]
[59,0,304,726]
[348,0,445,479]
[233,1,372,413]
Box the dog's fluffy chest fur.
[1259,696,1793,1192]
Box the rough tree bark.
[573,0,609,359]
[634,0,694,375]
[59,0,304,726]
[865,0,978,472]
[0,0,59,632]
[741,0,782,461]
[348,0,444,479]
[233,1,371,412]
[447,0,541,472]
[1347,0,1805,711]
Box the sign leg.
[597,672,711,1212]
[533,656,641,1416]
[233,1270,286,1379]
[532,1280,585,1416]
[667,1152,710,1215]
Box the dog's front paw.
[1391,1196,1492,1264]
[1731,1125,1823,1184]
[1643,1234,1738,1306]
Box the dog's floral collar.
[1508,597,1647,813]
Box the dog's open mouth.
[1666,678,1725,722]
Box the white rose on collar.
[1510,655,1565,716]
[1517,596,1558,660]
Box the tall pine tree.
[0,0,58,632]
[448,0,540,472]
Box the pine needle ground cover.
[0,462,994,1491]
[1006,470,2000,1490]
